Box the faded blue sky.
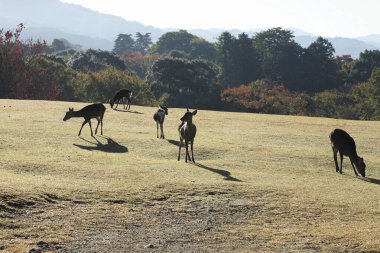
[61,0,379,37]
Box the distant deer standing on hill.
[110,89,132,110]
[63,103,106,136]
[330,128,366,177]
[178,109,198,163]
[153,106,168,139]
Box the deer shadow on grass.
[192,162,242,182]
[113,108,144,114]
[344,173,380,186]
[362,177,380,186]
[74,135,128,153]
[166,139,180,146]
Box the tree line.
[2,24,380,120]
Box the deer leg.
[88,120,93,136]
[350,159,359,176]
[185,140,190,162]
[332,147,339,173]
[191,139,195,163]
[100,117,103,135]
[95,118,100,135]
[156,123,159,138]
[161,124,165,139]
[339,152,343,174]
[78,119,89,136]
[178,138,183,161]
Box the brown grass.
[0,99,379,252]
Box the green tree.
[336,54,355,84]
[148,57,220,108]
[216,32,261,87]
[134,32,152,54]
[365,67,380,118]
[216,31,235,86]
[312,90,357,119]
[113,34,135,55]
[152,30,217,60]
[252,27,303,91]
[302,37,342,93]
[52,39,66,51]
[348,50,380,84]
[68,49,125,72]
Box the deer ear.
[186,108,189,112]
[192,110,198,116]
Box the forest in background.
[2,24,380,120]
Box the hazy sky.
[61,0,379,37]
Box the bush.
[221,79,310,115]
[78,67,156,106]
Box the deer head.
[357,157,366,177]
[160,105,168,115]
[63,108,74,121]
[180,108,197,123]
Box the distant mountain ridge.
[0,0,378,57]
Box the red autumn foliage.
[221,79,309,115]
[0,24,60,100]
[121,51,160,78]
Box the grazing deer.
[330,128,366,177]
[153,106,168,139]
[178,109,198,163]
[63,103,106,136]
[110,89,132,110]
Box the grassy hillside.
[0,99,379,252]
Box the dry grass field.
[0,99,379,252]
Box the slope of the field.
[0,99,379,252]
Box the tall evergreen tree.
[113,34,135,55]
[135,32,152,54]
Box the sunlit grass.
[0,99,379,252]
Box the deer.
[110,89,132,110]
[63,103,106,136]
[178,109,198,163]
[153,106,168,139]
[330,128,366,177]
